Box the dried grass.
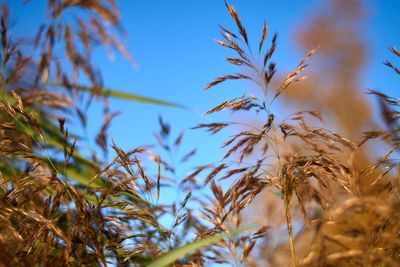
[0,1,399,267]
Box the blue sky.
[5,2,400,264]
[9,0,400,179]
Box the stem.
[283,191,296,267]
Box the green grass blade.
[146,228,243,267]
[76,85,186,108]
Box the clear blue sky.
[6,2,400,263]
[8,0,400,176]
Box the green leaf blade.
[146,228,243,267]
[76,85,186,108]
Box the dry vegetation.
[0,0,399,266]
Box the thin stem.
[283,191,296,267]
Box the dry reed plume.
[0,1,399,267]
